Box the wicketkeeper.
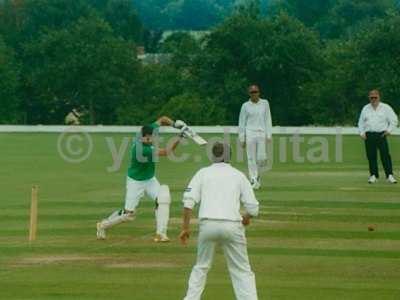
[96,116,187,242]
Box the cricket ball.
[367,225,376,232]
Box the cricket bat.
[182,126,207,145]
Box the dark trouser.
[365,132,393,178]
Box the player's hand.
[382,131,390,137]
[360,133,367,140]
[240,142,246,148]
[173,120,187,129]
[179,230,191,245]
[242,215,251,226]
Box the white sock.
[155,205,169,237]
[155,185,171,237]
[100,209,134,229]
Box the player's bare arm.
[179,207,192,245]
[155,116,174,126]
[158,135,183,157]
[156,116,187,129]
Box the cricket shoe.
[96,222,106,240]
[368,175,378,184]
[387,175,397,184]
[153,234,170,243]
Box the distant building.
[160,30,210,43]
[135,30,209,65]
[136,46,145,56]
[137,53,172,65]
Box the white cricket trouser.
[183,220,258,300]
[124,176,160,211]
[99,177,161,231]
[246,130,267,181]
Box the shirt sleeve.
[183,170,203,210]
[265,101,273,139]
[150,122,160,129]
[240,175,259,217]
[150,122,160,135]
[386,105,399,133]
[238,103,247,143]
[358,107,367,136]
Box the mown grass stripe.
[1,226,400,242]
[249,247,400,259]
[4,199,400,210]
[4,210,400,222]
[1,244,399,259]
[247,229,400,240]
[264,200,400,209]
[263,214,400,223]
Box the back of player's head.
[211,142,231,163]
[141,125,154,137]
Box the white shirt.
[183,163,259,221]
[358,102,398,135]
[238,99,273,142]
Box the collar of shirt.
[368,102,383,111]
[212,162,230,167]
[248,98,262,105]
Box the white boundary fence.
[0,125,399,135]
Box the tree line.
[0,0,399,125]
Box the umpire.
[358,89,398,184]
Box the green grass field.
[0,132,399,300]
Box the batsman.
[96,116,187,242]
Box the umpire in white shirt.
[180,142,259,300]
[358,89,398,184]
[239,85,273,189]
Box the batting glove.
[179,126,189,138]
[173,120,187,129]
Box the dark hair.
[212,142,231,163]
[141,125,154,137]
[369,89,380,95]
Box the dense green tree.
[116,64,184,124]
[304,14,400,125]
[268,0,336,27]
[0,36,20,123]
[22,16,140,124]
[160,32,199,53]
[159,32,201,69]
[103,0,143,41]
[299,40,358,125]
[1,0,400,126]
[353,15,400,106]
[173,0,223,29]
[0,0,143,51]
[3,0,92,50]
[190,12,323,125]
[317,0,398,39]
[160,93,227,125]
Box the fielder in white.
[96,116,187,242]
[239,85,273,189]
[180,142,259,300]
